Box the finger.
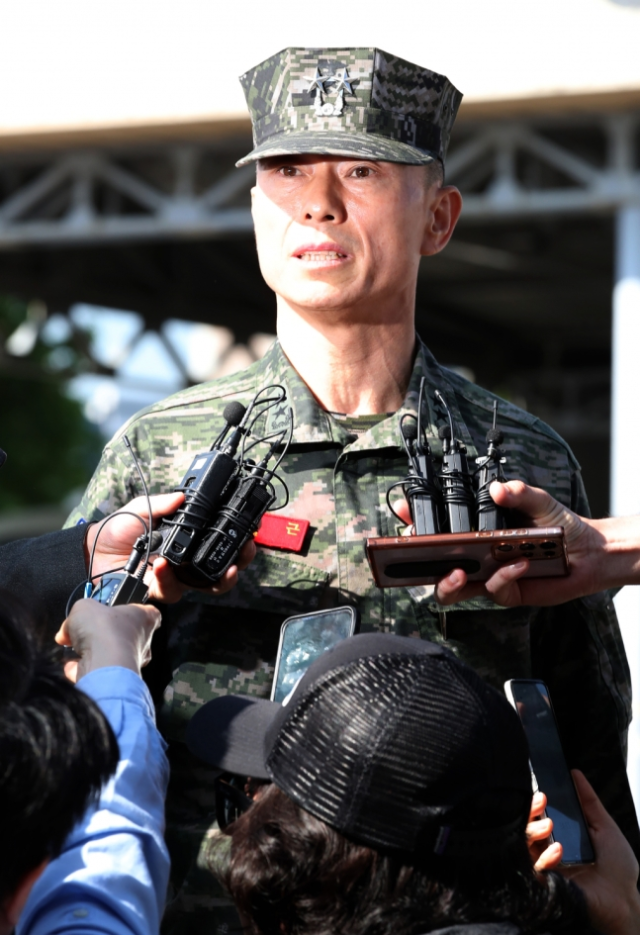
[434,560,529,607]
[490,481,585,550]
[236,538,256,571]
[212,566,239,595]
[526,817,553,842]
[481,560,529,606]
[137,603,162,634]
[124,492,185,521]
[146,556,188,604]
[534,841,563,871]
[55,621,71,646]
[571,769,610,833]
[63,659,79,683]
[434,569,475,604]
[528,791,547,821]
[393,498,413,526]
[490,480,563,522]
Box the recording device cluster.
[159,384,292,587]
[69,384,293,609]
[366,378,569,589]
[389,378,508,536]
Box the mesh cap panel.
[267,653,530,852]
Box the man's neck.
[277,302,416,416]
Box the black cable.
[386,480,412,523]
[69,509,149,617]
[417,376,426,451]
[123,435,153,579]
[87,510,149,584]
[435,389,456,443]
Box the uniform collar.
[261,337,478,457]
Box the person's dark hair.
[0,592,119,901]
[213,783,597,935]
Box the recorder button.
[496,544,514,552]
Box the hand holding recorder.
[84,493,256,604]
[433,480,640,607]
[366,381,570,590]
[55,598,161,682]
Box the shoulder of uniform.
[108,356,268,441]
[442,366,580,468]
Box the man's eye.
[278,166,300,177]
[352,166,372,178]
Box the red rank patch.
[254,514,310,552]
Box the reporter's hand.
[55,599,161,682]
[526,790,562,871]
[432,481,599,607]
[561,771,640,935]
[84,493,257,603]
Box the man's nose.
[301,172,346,224]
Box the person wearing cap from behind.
[64,47,636,929]
[187,634,640,935]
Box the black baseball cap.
[186,634,532,857]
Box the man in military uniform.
[65,48,638,931]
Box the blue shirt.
[18,667,170,935]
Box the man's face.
[251,155,460,320]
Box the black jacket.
[0,524,87,637]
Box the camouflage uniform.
[66,338,638,931]
[66,46,637,932]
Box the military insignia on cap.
[304,64,356,116]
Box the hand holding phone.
[367,527,569,588]
[504,679,594,866]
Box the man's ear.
[0,860,49,930]
[420,185,463,257]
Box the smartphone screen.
[271,607,359,703]
[505,679,594,864]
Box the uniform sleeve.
[17,667,170,935]
[569,463,592,519]
[64,441,137,528]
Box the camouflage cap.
[236,47,462,167]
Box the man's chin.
[283,292,358,315]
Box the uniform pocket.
[183,548,331,615]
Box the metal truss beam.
[0,112,637,247]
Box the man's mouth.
[292,242,350,261]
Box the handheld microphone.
[475,401,508,531]
[435,391,474,534]
[158,400,248,572]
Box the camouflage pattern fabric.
[65,338,638,931]
[236,47,462,167]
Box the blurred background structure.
[2,0,640,792]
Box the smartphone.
[504,678,594,865]
[270,607,360,703]
[365,527,569,588]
